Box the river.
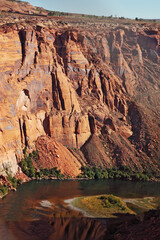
[0,179,160,240]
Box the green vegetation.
[37,167,64,179]
[20,150,37,178]
[0,185,8,197]
[0,176,22,197]
[47,10,130,21]
[72,194,134,218]
[135,17,157,23]
[100,195,126,210]
[20,149,64,179]
[7,175,22,188]
[48,11,69,17]
[78,165,158,181]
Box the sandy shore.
[64,197,94,218]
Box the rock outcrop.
[0,0,47,15]
[35,135,82,177]
[0,9,160,176]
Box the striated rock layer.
[0,17,160,176]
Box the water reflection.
[0,179,160,239]
[0,217,107,240]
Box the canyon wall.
[0,21,160,176]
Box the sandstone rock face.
[0,17,160,176]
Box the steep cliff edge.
[0,13,160,176]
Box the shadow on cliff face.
[43,113,51,136]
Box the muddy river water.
[0,179,160,240]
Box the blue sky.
[24,0,160,19]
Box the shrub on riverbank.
[0,185,8,197]
[7,175,22,188]
[20,155,36,178]
[0,175,22,197]
[78,165,158,181]
[38,167,64,179]
[100,195,126,211]
[19,150,64,179]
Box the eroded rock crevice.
[18,30,26,66]
[51,72,65,110]
[19,118,28,147]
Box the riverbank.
[65,194,135,218]
[78,166,160,182]
[65,194,160,218]
[1,168,160,200]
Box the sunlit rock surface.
[0,9,160,176]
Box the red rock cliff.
[0,18,160,176]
